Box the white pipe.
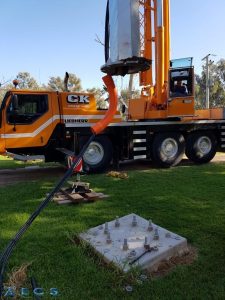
[157,0,164,27]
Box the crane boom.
[102,0,195,119]
[139,0,170,106]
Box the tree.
[16,72,39,90]
[120,88,140,107]
[217,59,225,88]
[47,73,82,92]
[86,86,107,109]
[0,72,39,104]
[195,74,205,109]
[195,59,225,109]
[0,80,15,104]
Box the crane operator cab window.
[169,58,194,98]
[7,94,48,125]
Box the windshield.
[170,57,193,69]
[0,91,10,128]
[0,91,9,111]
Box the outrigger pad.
[101,57,152,76]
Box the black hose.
[31,277,41,300]
[104,0,110,63]
[0,134,95,296]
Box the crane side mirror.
[11,95,19,112]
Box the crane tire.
[151,132,185,168]
[80,135,113,173]
[185,131,217,164]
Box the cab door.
[168,64,195,117]
[4,92,56,150]
[0,95,7,153]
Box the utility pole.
[202,54,216,109]
[128,74,134,99]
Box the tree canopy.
[0,72,105,107]
[47,73,82,92]
[195,59,225,109]
[86,86,107,109]
[16,72,39,90]
[1,61,225,110]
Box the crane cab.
[167,57,195,117]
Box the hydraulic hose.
[0,74,118,296]
[91,75,117,135]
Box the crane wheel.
[185,131,217,164]
[151,132,185,168]
[80,135,113,173]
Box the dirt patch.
[211,153,225,163]
[115,153,225,171]
[0,153,225,186]
[150,245,198,278]
[106,171,129,179]
[5,263,31,289]
[0,166,65,187]
[3,263,31,299]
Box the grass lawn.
[0,162,225,299]
[0,155,59,169]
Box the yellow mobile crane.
[101,0,225,167]
[0,0,225,170]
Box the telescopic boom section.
[139,0,153,87]
[163,0,170,86]
[101,0,170,110]
[140,0,170,108]
[156,0,165,105]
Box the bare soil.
[0,153,225,186]
[0,166,65,187]
[118,153,225,171]
[150,246,198,278]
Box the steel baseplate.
[79,214,188,272]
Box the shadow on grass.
[0,164,225,299]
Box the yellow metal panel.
[145,110,167,119]
[194,109,210,119]
[128,99,147,120]
[0,139,5,154]
[3,92,57,149]
[59,92,122,124]
[167,96,195,117]
[210,108,224,119]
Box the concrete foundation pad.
[80,213,188,272]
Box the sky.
[0,0,225,90]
